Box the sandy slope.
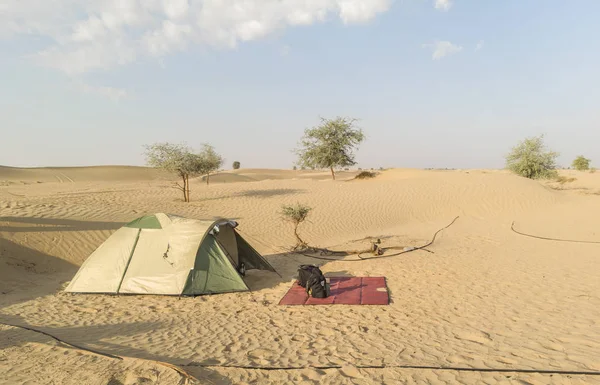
[1,167,600,384]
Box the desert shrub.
[358,168,362,171]
[572,156,591,171]
[293,166,297,170]
[355,171,377,179]
[555,176,576,184]
[591,167,597,174]
[505,135,558,179]
[280,203,312,250]
[232,161,241,169]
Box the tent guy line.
[2,321,600,378]
[511,221,600,244]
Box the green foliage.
[232,161,241,170]
[295,117,365,180]
[505,135,559,179]
[144,142,223,201]
[293,166,297,170]
[591,167,597,174]
[572,155,591,171]
[144,142,202,177]
[280,203,312,250]
[198,144,225,185]
[355,171,377,179]
[281,203,312,225]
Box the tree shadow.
[233,188,305,199]
[197,188,306,202]
[0,216,125,233]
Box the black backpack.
[297,265,330,298]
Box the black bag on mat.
[307,273,330,298]
[297,264,322,287]
[297,265,330,298]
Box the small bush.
[232,161,241,170]
[293,166,297,170]
[591,168,597,174]
[505,135,559,179]
[358,168,362,171]
[355,171,377,179]
[555,176,576,185]
[572,156,591,171]
[280,203,312,250]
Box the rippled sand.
[1,167,599,384]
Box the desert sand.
[1,167,600,384]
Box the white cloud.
[475,39,484,51]
[434,0,452,11]
[0,0,393,74]
[423,40,463,60]
[280,45,291,57]
[76,82,129,101]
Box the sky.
[1,0,599,169]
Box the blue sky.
[1,0,599,169]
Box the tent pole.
[116,228,142,294]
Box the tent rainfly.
[65,213,276,295]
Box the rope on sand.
[3,319,600,378]
[511,221,600,244]
[184,362,600,376]
[294,216,460,262]
[0,321,200,384]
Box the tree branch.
[173,182,185,192]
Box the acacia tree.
[295,117,365,180]
[199,144,224,185]
[144,142,223,202]
[572,156,591,171]
[505,135,559,179]
[144,142,201,202]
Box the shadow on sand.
[196,188,306,203]
[0,237,78,309]
[0,216,125,233]
[0,313,237,384]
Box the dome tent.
[65,213,276,295]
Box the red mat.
[278,277,389,305]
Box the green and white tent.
[65,213,276,295]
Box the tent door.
[215,225,239,267]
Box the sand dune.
[0,165,171,185]
[1,167,600,384]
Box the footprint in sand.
[247,348,276,360]
[453,330,493,346]
[339,366,363,379]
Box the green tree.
[232,161,241,170]
[505,135,559,179]
[295,117,365,180]
[144,142,203,202]
[572,155,591,171]
[280,203,312,250]
[199,144,224,185]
